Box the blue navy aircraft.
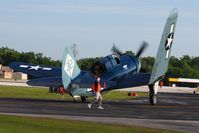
[9,8,178,105]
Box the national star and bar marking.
[165,23,174,59]
[19,65,52,71]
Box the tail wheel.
[81,96,87,103]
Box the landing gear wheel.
[81,96,87,103]
[149,92,157,106]
[74,98,77,104]
[49,87,53,93]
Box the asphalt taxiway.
[0,93,199,132]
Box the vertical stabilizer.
[62,46,81,89]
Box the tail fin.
[149,8,178,85]
[62,46,81,89]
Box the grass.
[0,86,147,101]
[0,86,72,100]
[0,115,183,133]
[103,91,147,100]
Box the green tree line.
[0,47,199,79]
[0,47,61,67]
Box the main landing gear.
[81,96,87,103]
[148,84,157,106]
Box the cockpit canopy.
[91,54,120,76]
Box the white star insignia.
[166,35,173,50]
[29,65,41,71]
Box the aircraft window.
[103,64,107,72]
[91,61,106,76]
[115,57,120,64]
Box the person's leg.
[88,93,99,109]
[97,93,103,109]
[98,94,102,106]
[98,98,102,106]
[91,97,98,104]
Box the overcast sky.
[0,0,198,60]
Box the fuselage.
[68,54,141,97]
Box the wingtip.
[170,8,178,16]
[167,8,178,20]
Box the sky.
[0,0,199,60]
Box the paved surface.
[0,93,199,132]
[117,86,197,94]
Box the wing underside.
[110,73,150,90]
[27,76,62,87]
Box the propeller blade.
[111,43,123,56]
[135,41,148,58]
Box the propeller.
[111,43,124,56]
[111,41,148,58]
[135,41,148,58]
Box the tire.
[49,87,53,93]
[74,99,77,104]
[81,96,87,103]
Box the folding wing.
[9,62,61,78]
